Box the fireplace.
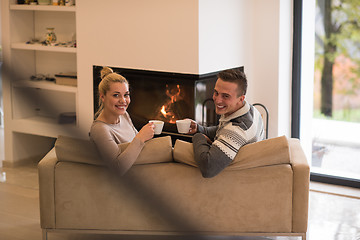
[93,66,243,139]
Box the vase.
[45,28,57,45]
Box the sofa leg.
[42,229,48,240]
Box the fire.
[158,84,183,123]
[160,106,167,116]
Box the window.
[294,0,360,188]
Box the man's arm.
[197,124,218,141]
[187,119,218,140]
[192,133,232,178]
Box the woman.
[90,66,155,175]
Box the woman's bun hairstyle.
[100,66,114,80]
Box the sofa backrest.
[173,135,291,171]
[55,134,291,171]
[55,135,173,166]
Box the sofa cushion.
[173,135,291,171]
[55,135,173,166]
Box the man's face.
[212,78,245,117]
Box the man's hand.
[187,119,198,134]
[203,134,213,144]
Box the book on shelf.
[55,72,77,87]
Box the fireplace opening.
[93,66,243,138]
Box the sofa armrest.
[289,138,310,233]
[38,147,58,229]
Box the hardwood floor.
[0,163,41,240]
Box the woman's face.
[101,82,130,117]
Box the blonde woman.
[90,67,155,175]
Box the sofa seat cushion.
[54,162,293,233]
[55,135,173,166]
[173,135,291,171]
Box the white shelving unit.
[9,4,75,11]
[1,0,79,165]
[11,42,77,53]
[12,79,77,93]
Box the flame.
[160,106,167,116]
[158,84,183,124]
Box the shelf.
[11,43,76,53]
[10,4,76,12]
[4,0,80,163]
[12,117,78,138]
[12,80,77,93]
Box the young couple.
[90,67,265,178]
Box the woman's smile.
[115,103,127,110]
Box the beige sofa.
[38,135,310,240]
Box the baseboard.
[2,155,43,168]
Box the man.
[188,69,265,178]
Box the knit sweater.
[89,112,145,175]
[192,102,265,178]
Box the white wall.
[0,1,2,61]
[248,0,293,138]
[0,2,3,167]
[198,0,251,74]
[301,0,316,161]
[76,0,294,138]
[77,0,199,73]
[277,0,293,137]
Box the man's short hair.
[218,69,247,97]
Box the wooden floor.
[0,160,360,240]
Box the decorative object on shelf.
[58,112,76,124]
[26,38,41,45]
[55,72,77,86]
[16,0,39,5]
[65,0,75,6]
[38,0,51,5]
[52,0,59,6]
[30,74,55,82]
[71,32,77,47]
[45,28,57,45]
[54,41,76,48]
[25,38,76,48]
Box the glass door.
[299,0,360,187]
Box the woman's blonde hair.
[94,66,129,119]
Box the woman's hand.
[136,122,155,143]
